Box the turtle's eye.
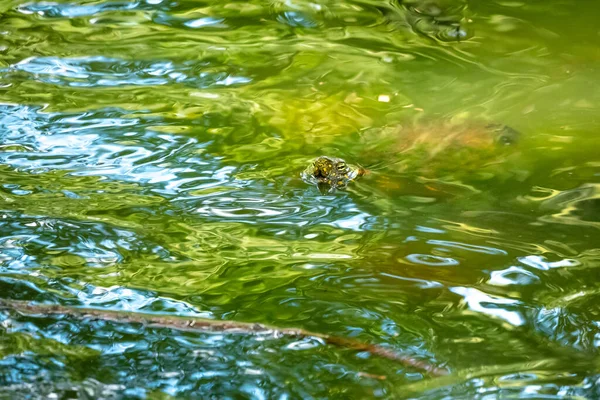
[336,162,347,171]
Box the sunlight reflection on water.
[0,0,599,397]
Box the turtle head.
[302,156,364,193]
[486,124,520,146]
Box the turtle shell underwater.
[303,121,520,194]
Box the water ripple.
[405,253,460,266]
[427,240,509,256]
[0,0,599,397]
[17,1,142,18]
[451,286,525,326]
[9,56,252,88]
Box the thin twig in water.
[0,299,448,377]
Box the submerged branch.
[0,299,448,377]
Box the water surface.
[0,0,599,398]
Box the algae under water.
[0,0,599,398]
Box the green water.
[0,0,599,398]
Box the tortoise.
[302,121,520,194]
